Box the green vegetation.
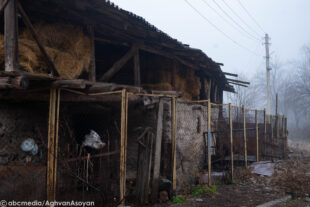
[191,185,217,196]
[172,195,188,204]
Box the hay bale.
[143,67,201,100]
[0,23,92,79]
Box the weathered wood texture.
[243,106,247,168]
[0,0,9,13]
[4,0,18,72]
[136,129,154,204]
[151,100,164,203]
[229,103,234,179]
[171,97,177,192]
[134,50,141,86]
[47,89,61,202]
[100,46,138,81]
[120,89,128,204]
[18,0,232,92]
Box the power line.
[237,0,265,33]
[183,0,260,56]
[201,0,258,42]
[221,0,262,37]
[212,0,260,41]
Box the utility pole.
[264,34,271,114]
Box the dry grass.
[144,68,201,100]
[271,157,310,197]
[0,23,92,79]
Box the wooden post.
[0,0,10,13]
[276,114,280,157]
[4,0,18,72]
[171,96,177,192]
[134,49,141,86]
[229,104,234,179]
[88,25,96,82]
[242,106,247,168]
[47,89,61,202]
[270,115,274,157]
[207,99,212,185]
[255,110,259,161]
[263,109,266,159]
[120,89,128,204]
[282,115,285,158]
[151,100,164,203]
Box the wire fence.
[0,89,288,205]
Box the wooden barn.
[0,0,275,206]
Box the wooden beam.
[243,106,247,168]
[255,110,259,161]
[151,99,164,203]
[207,99,212,185]
[229,103,234,179]
[17,2,60,76]
[171,97,177,192]
[134,49,141,86]
[4,0,18,72]
[223,72,238,77]
[0,0,9,13]
[0,76,29,89]
[47,89,61,202]
[228,82,249,88]
[52,79,86,89]
[88,25,96,82]
[226,78,250,85]
[120,89,128,204]
[100,46,138,82]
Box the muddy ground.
[151,156,310,207]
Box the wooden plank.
[264,109,266,159]
[226,78,250,85]
[223,72,238,77]
[63,150,120,163]
[120,89,128,204]
[136,129,154,204]
[47,88,61,202]
[88,25,96,82]
[4,0,18,72]
[134,49,141,86]
[255,110,259,161]
[0,76,29,89]
[229,103,234,179]
[171,97,177,192]
[52,79,86,89]
[243,106,247,168]
[17,3,60,76]
[207,99,212,185]
[0,0,9,13]
[151,99,164,203]
[100,46,138,81]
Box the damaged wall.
[162,101,219,191]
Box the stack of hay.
[143,67,201,100]
[0,24,92,79]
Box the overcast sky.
[111,0,310,77]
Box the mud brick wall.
[0,102,49,165]
[162,102,218,191]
